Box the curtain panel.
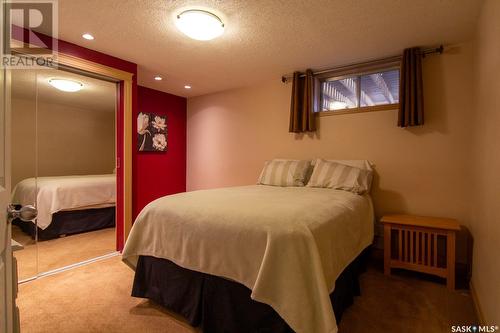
[289,69,316,133]
[398,47,424,127]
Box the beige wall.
[186,8,500,322]
[470,0,500,324]
[12,98,115,186]
[188,43,475,228]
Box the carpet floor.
[17,256,477,333]
[13,226,116,281]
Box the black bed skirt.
[132,248,369,333]
[13,206,116,240]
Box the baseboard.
[469,280,485,325]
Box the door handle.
[7,204,38,223]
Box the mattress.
[11,174,116,230]
[122,185,374,333]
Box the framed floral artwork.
[137,112,168,152]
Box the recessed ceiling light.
[48,79,84,92]
[184,85,192,89]
[175,9,224,41]
[82,33,94,40]
[154,76,163,81]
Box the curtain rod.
[281,45,444,83]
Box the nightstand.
[381,214,460,290]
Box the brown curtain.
[289,69,316,133]
[398,47,424,127]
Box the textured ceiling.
[12,68,116,112]
[55,0,482,98]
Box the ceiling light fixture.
[184,85,192,89]
[48,79,84,92]
[82,33,94,40]
[154,76,163,81]
[175,9,224,41]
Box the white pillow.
[257,159,311,187]
[307,158,373,194]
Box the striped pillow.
[257,159,311,187]
[307,159,373,194]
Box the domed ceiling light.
[48,79,84,92]
[175,9,224,41]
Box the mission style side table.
[380,214,460,290]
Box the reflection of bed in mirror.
[11,174,116,240]
[10,66,119,282]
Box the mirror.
[11,66,117,279]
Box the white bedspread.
[11,174,116,230]
[122,185,374,333]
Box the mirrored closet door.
[11,66,118,280]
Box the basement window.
[316,66,400,115]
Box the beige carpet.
[338,262,478,333]
[13,225,116,281]
[18,255,199,333]
[17,256,477,333]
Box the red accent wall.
[13,28,138,250]
[133,86,187,219]
[13,27,187,247]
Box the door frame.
[54,52,133,249]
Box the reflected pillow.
[307,158,373,194]
[257,159,311,187]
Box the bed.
[11,174,116,240]
[122,184,374,333]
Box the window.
[317,67,400,114]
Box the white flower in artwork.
[152,115,166,132]
[137,112,150,135]
[137,112,151,151]
[153,133,167,151]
